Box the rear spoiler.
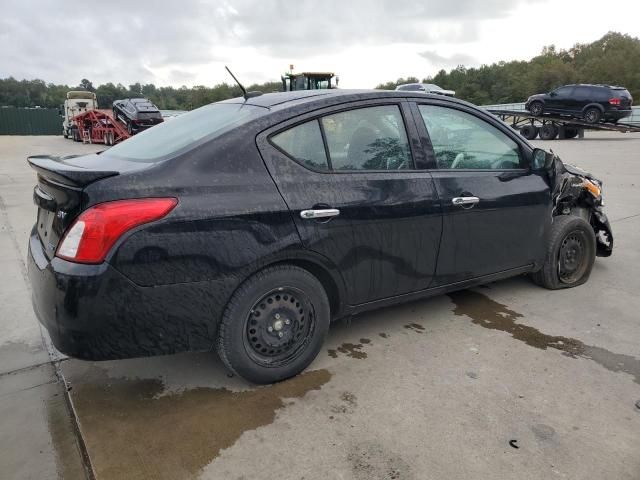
[27,155,118,187]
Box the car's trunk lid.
[28,154,119,259]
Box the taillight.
[56,198,177,264]
[608,97,621,106]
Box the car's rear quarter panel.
[78,123,344,355]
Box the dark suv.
[525,84,633,124]
[113,98,164,134]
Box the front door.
[546,86,575,114]
[258,101,442,304]
[412,101,551,285]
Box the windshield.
[104,103,265,162]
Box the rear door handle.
[300,209,340,219]
[452,196,480,207]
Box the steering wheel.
[451,152,465,169]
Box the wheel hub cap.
[558,232,587,284]
[244,288,315,366]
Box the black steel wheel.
[217,265,330,384]
[558,231,589,284]
[531,215,596,289]
[528,101,544,116]
[584,107,601,124]
[519,124,539,140]
[243,287,316,367]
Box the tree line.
[376,32,640,105]
[0,77,282,111]
[1,32,638,111]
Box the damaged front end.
[548,153,613,257]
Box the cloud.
[418,50,478,69]
[0,0,540,86]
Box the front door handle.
[300,208,340,219]
[452,196,480,208]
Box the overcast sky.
[1,0,639,89]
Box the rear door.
[257,100,442,305]
[411,101,551,284]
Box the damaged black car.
[27,90,613,383]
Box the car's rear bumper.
[27,229,218,360]
[605,109,632,121]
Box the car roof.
[563,83,625,89]
[221,89,466,111]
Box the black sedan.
[27,90,613,383]
[113,98,164,134]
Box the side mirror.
[549,91,557,97]
[532,148,555,171]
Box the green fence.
[0,107,61,135]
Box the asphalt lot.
[1,132,639,479]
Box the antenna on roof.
[225,66,263,100]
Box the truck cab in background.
[281,72,337,91]
[60,91,97,138]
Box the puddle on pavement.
[68,367,331,479]
[327,342,368,359]
[449,290,640,385]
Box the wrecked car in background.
[27,89,613,384]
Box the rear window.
[397,85,421,91]
[138,111,162,119]
[104,103,264,162]
[611,88,632,98]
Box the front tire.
[216,265,330,384]
[531,215,596,290]
[528,101,544,116]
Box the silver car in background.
[395,82,455,97]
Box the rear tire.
[584,107,601,124]
[531,215,596,290]
[216,265,330,384]
[528,101,544,116]
[519,124,539,140]
[539,124,559,140]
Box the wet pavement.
[1,133,640,479]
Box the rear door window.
[418,105,523,170]
[321,105,413,170]
[574,86,592,101]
